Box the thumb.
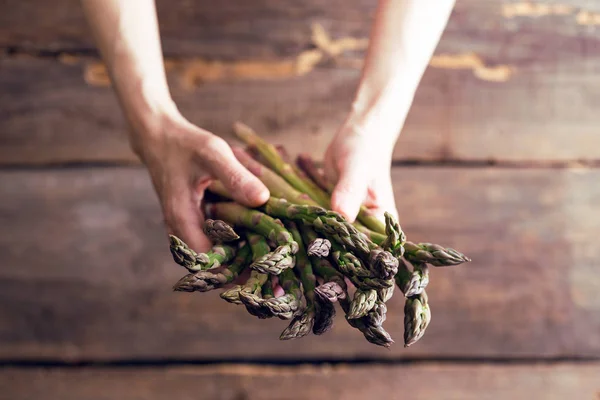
[162,180,213,253]
[330,160,369,223]
[201,137,270,207]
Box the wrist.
[353,80,417,135]
[340,102,404,151]
[125,96,183,160]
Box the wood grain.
[2,51,600,165]
[2,0,600,58]
[2,0,600,164]
[1,166,599,361]
[2,363,600,400]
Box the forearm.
[81,0,177,144]
[349,0,455,145]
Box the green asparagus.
[173,242,250,292]
[280,223,316,340]
[169,235,236,271]
[404,241,471,267]
[404,291,432,347]
[203,219,240,242]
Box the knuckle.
[226,169,246,190]
[203,136,230,154]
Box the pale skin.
[81,0,455,252]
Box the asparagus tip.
[203,219,240,242]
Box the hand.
[324,116,398,224]
[131,108,270,252]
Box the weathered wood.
[2,49,600,165]
[2,0,600,164]
[2,363,600,400]
[1,167,599,361]
[2,0,600,58]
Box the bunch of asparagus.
[169,122,470,347]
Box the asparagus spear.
[331,246,372,278]
[368,248,399,280]
[203,219,240,242]
[295,153,333,193]
[377,285,395,303]
[361,227,465,273]
[313,297,335,335]
[234,122,331,207]
[233,148,320,207]
[264,198,398,278]
[264,268,304,319]
[220,233,270,305]
[239,267,303,320]
[295,153,387,234]
[264,197,367,253]
[173,242,251,292]
[307,237,331,258]
[301,227,338,335]
[169,235,236,271]
[347,288,378,319]
[380,211,406,257]
[299,230,392,346]
[339,292,394,348]
[311,257,347,304]
[280,223,316,340]
[356,227,387,246]
[404,241,471,267]
[315,281,347,303]
[238,148,386,256]
[301,225,348,304]
[241,276,276,320]
[404,291,432,347]
[365,300,388,326]
[395,257,425,297]
[208,202,299,275]
[251,244,296,275]
[329,241,393,290]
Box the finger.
[330,159,370,223]
[273,285,285,298]
[199,137,270,207]
[363,178,398,221]
[231,146,267,177]
[163,180,212,253]
[323,147,340,186]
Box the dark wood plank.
[1,166,600,361]
[3,49,600,165]
[2,363,600,400]
[2,0,600,58]
[2,0,600,164]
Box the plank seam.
[1,159,600,170]
[1,356,599,369]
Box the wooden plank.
[2,0,600,164]
[1,166,600,361]
[2,0,600,58]
[2,50,600,165]
[2,363,600,400]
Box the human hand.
[131,108,270,252]
[324,116,398,224]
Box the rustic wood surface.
[2,0,600,57]
[2,0,600,164]
[2,0,599,395]
[2,363,600,400]
[2,52,600,165]
[1,166,599,361]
